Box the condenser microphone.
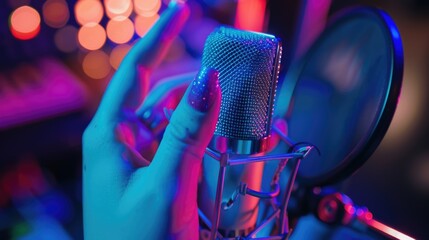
[199,27,282,238]
[202,26,282,155]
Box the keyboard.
[0,58,87,130]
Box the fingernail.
[141,109,156,128]
[187,67,219,112]
[142,110,152,121]
[141,109,162,129]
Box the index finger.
[125,1,190,69]
[96,1,190,122]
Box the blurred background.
[0,0,428,239]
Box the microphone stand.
[201,127,316,240]
[199,125,414,240]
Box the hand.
[82,2,221,239]
[140,75,289,233]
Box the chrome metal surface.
[203,27,282,154]
[209,136,270,155]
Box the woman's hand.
[82,2,221,239]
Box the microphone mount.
[200,125,317,240]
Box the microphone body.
[199,27,282,237]
[203,27,282,155]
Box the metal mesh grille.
[202,27,281,140]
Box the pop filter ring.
[277,7,404,187]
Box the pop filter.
[275,7,404,187]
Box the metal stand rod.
[210,154,228,240]
[206,147,221,160]
[228,153,303,165]
[364,219,415,240]
[272,125,296,147]
[198,208,223,237]
[249,236,284,240]
[248,208,280,238]
[279,158,302,234]
[203,124,310,240]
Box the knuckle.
[163,119,205,158]
[165,119,194,145]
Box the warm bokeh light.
[110,44,132,69]
[235,0,266,32]
[82,50,112,79]
[134,0,161,17]
[78,23,107,50]
[74,0,104,25]
[106,16,135,44]
[10,6,41,40]
[384,64,424,146]
[134,14,159,37]
[105,0,133,18]
[54,25,78,53]
[43,0,70,28]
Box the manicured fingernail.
[187,67,219,112]
[141,109,162,129]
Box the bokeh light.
[134,14,159,37]
[74,0,104,25]
[106,16,135,44]
[134,0,161,17]
[10,6,41,40]
[43,0,70,28]
[235,0,266,32]
[54,25,78,53]
[105,0,133,18]
[78,23,107,50]
[110,44,132,69]
[384,64,424,145]
[82,50,111,79]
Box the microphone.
[198,26,282,238]
[203,27,282,155]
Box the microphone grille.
[202,27,282,140]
